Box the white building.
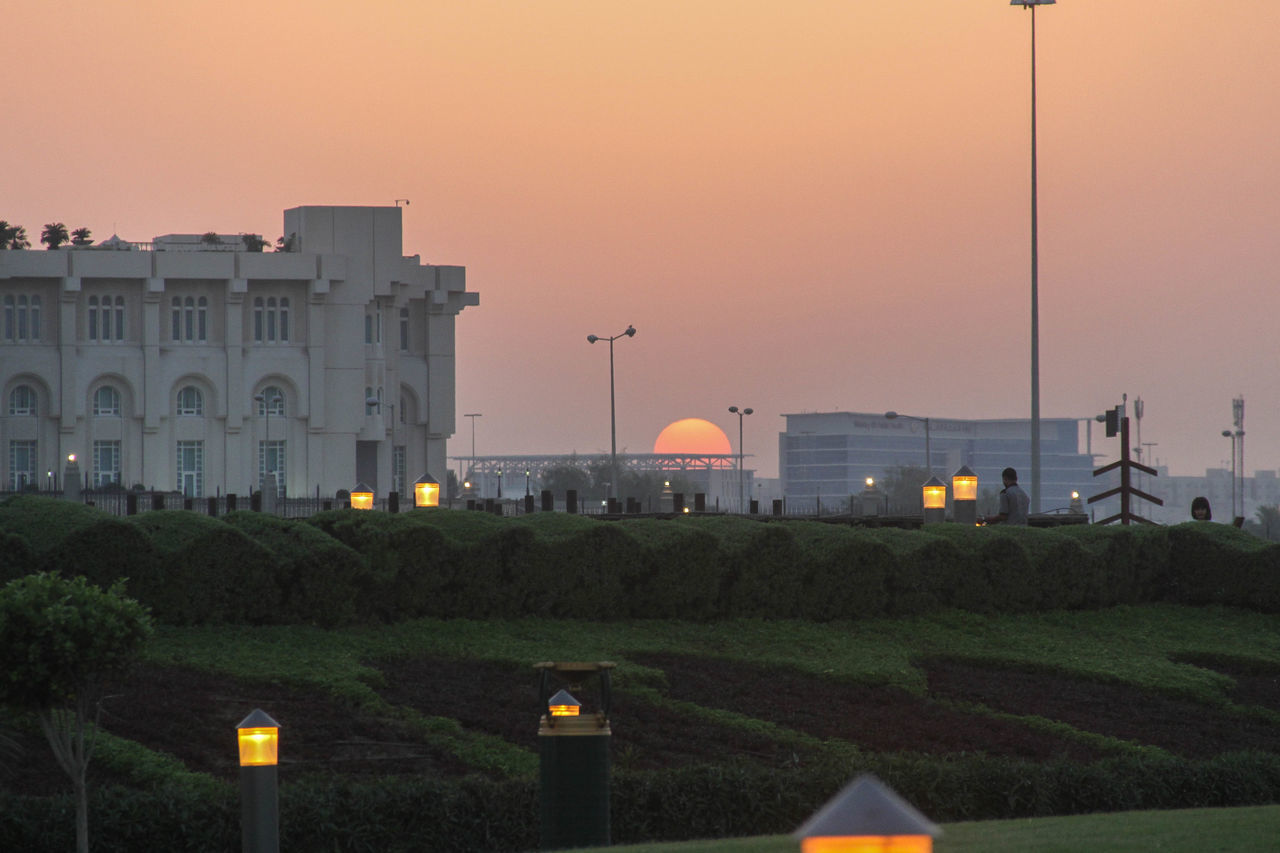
[0,206,478,499]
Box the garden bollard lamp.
[794,773,940,853]
[922,476,947,524]
[413,473,441,508]
[536,661,614,850]
[951,466,978,526]
[350,482,375,510]
[237,709,280,853]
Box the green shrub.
[699,518,803,618]
[788,523,892,620]
[618,519,725,620]
[0,531,32,584]
[125,511,279,625]
[222,511,368,626]
[40,518,162,604]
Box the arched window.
[256,386,285,416]
[176,386,203,416]
[8,385,37,416]
[93,386,121,416]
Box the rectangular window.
[171,304,181,341]
[88,305,99,341]
[365,313,373,344]
[258,440,286,497]
[113,299,123,341]
[31,297,41,341]
[9,440,37,490]
[93,440,121,488]
[393,445,405,496]
[176,440,204,497]
[399,308,409,351]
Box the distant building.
[779,411,1099,514]
[0,206,478,498]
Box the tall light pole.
[728,406,753,513]
[885,411,931,475]
[464,412,481,496]
[1222,429,1239,520]
[587,324,636,502]
[1012,0,1054,513]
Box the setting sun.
[653,418,732,455]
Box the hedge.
[4,497,1280,626]
[4,751,1279,851]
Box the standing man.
[986,467,1030,526]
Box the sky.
[5,1,1279,479]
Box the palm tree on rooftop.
[6,224,30,250]
[71,227,93,246]
[41,222,69,250]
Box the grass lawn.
[597,804,1280,852]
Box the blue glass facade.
[780,411,1097,512]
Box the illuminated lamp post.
[586,324,636,502]
[952,466,978,525]
[536,661,614,850]
[62,453,82,502]
[860,477,882,518]
[413,473,441,508]
[794,773,941,853]
[884,411,931,474]
[350,482,375,510]
[236,709,281,853]
[922,476,947,524]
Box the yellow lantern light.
[350,482,375,510]
[951,466,977,502]
[921,476,946,511]
[547,688,581,717]
[236,709,281,767]
[794,774,940,853]
[413,473,441,508]
[865,477,875,488]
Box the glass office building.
[780,411,1098,513]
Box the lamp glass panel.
[351,492,374,510]
[415,481,440,507]
[237,727,279,766]
[549,703,581,717]
[922,485,946,510]
[802,836,931,853]
[952,476,978,502]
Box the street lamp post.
[728,406,753,513]
[1223,427,1233,514]
[885,411,931,475]
[1012,0,1055,513]
[586,325,636,502]
[464,413,482,496]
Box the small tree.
[241,233,268,252]
[41,222,70,250]
[275,232,298,252]
[7,224,30,249]
[0,573,152,853]
[70,227,93,246]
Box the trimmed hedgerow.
[124,511,279,625]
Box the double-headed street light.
[1012,0,1056,513]
[885,411,931,475]
[728,406,753,513]
[587,325,636,502]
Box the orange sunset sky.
[5,1,1279,479]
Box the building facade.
[0,206,477,498]
[780,411,1098,513]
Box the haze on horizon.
[4,1,1277,480]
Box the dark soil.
[924,658,1280,759]
[5,652,1279,798]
